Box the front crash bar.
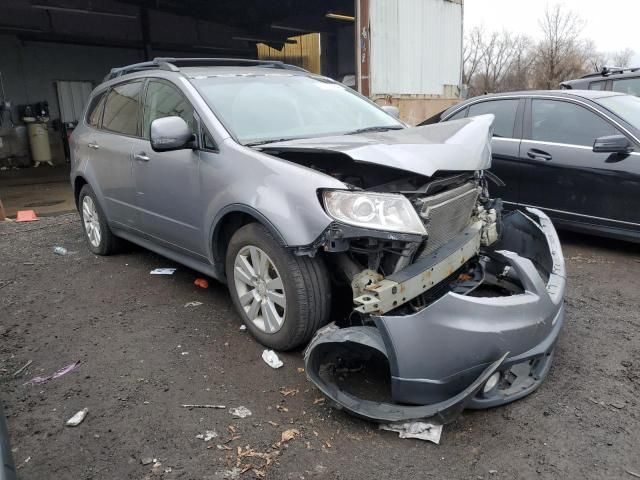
[304,324,508,424]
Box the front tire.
[78,184,119,255]
[225,223,331,351]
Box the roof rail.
[104,57,307,81]
[580,66,640,79]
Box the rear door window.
[101,81,143,136]
[468,99,519,138]
[143,80,195,139]
[612,78,640,96]
[531,99,616,146]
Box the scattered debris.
[313,397,325,405]
[380,421,443,444]
[297,367,305,373]
[279,387,298,397]
[16,210,38,222]
[181,351,189,355]
[276,405,288,413]
[150,268,176,275]
[626,469,640,479]
[610,402,626,409]
[151,461,163,474]
[140,457,154,466]
[280,429,300,443]
[0,280,13,290]
[53,246,68,255]
[13,360,32,377]
[181,404,226,409]
[229,406,252,418]
[184,301,203,307]
[235,446,280,478]
[215,467,242,479]
[16,456,31,470]
[267,421,279,427]
[489,469,498,475]
[194,278,209,288]
[239,325,247,331]
[65,408,89,427]
[24,361,80,385]
[262,350,283,369]
[196,430,218,441]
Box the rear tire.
[225,223,331,351]
[78,184,119,255]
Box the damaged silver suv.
[70,58,566,423]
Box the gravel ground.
[1,214,639,480]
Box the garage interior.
[0,0,356,218]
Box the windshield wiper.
[345,125,405,135]
[245,137,300,147]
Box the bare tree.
[532,3,590,89]
[462,26,484,86]
[611,48,634,68]
[501,35,535,91]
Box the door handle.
[526,148,552,161]
[88,142,99,150]
[133,152,150,162]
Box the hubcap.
[82,196,102,248]
[233,246,286,333]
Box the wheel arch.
[73,175,88,209]
[210,204,288,272]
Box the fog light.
[483,372,500,393]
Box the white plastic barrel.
[27,122,52,163]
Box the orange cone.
[16,210,39,222]
[194,278,209,289]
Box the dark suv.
[561,67,640,96]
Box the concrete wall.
[0,35,203,166]
[0,34,145,121]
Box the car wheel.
[226,223,331,351]
[78,184,119,255]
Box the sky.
[464,0,640,65]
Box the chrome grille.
[416,182,479,258]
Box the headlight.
[323,190,426,235]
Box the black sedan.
[424,90,640,243]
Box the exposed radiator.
[415,182,480,258]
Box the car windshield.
[190,74,403,145]
[596,94,640,129]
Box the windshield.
[191,74,403,145]
[596,94,640,129]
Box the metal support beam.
[140,6,152,61]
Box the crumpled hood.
[260,114,494,177]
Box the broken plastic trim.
[304,324,508,424]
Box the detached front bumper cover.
[304,207,566,423]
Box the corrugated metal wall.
[257,33,321,74]
[369,0,462,96]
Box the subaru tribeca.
[70,58,566,423]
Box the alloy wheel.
[233,246,286,333]
[82,196,102,248]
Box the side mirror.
[150,116,194,152]
[381,105,400,119]
[593,134,633,154]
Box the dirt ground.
[1,213,639,480]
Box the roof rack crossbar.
[105,57,306,81]
[580,66,640,79]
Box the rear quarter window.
[86,92,106,128]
